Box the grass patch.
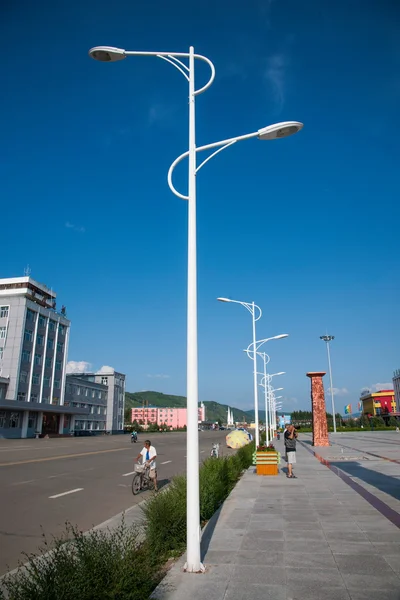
[1,443,254,599]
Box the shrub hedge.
[0,443,254,600]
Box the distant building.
[0,276,88,438]
[131,403,206,428]
[75,369,125,432]
[360,389,396,416]
[65,375,108,432]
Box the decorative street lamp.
[320,335,336,433]
[90,43,303,574]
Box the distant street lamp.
[320,335,337,433]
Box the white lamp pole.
[320,335,336,433]
[265,373,285,436]
[89,44,302,574]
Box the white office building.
[0,276,88,438]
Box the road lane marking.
[122,471,136,477]
[160,460,172,464]
[49,488,83,499]
[200,451,205,453]
[0,447,131,467]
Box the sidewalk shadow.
[200,505,223,561]
[330,460,400,502]
[157,478,171,490]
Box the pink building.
[131,403,206,428]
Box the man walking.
[284,423,290,461]
[284,425,298,478]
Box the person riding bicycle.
[131,430,137,441]
[136,439,158,492]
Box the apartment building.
[74,369,125,432]
[131,402,206,428]
[64,375,108,432]
[0,276,88,438]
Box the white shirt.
[140,445,157,470]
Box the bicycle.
[131,463,156,495]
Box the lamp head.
[217,297,231,303]
[258,121,303,141]
[89,46,126,62]
[272,334,289,340]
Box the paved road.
[0,430,232,574]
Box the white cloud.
[328,387,349,397]
[265,53,287,111]
[66,360,91,374]
[98,365,115,374]
[65,221,85,233]
[372,382,392,391]
[360,382,392,393]
[146,374,170,379]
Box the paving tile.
[246,528,284,539]
[283,550,337,568]
[240,535,285,552]
[284,529,327,541]
[231,564,286,585]
[383,555,400,574]
[349,591,400,600]
[282,521,321,531]
[234,550,284,566]
[321,522,362,532]
[341,572,400,591]
[286,566,345,587]
[372,543,400,555]
[328,542,378,555]
[203,550,237,564]
[224,583,286,600]
[365,531,400,543]
[283,540,333,554]
[333,553,395,574]
[286,584,351,600]
[324,531,369,543]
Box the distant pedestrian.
[284,423,290,461]
[284,425,298,478]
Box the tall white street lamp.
[265,373,285,436]
[320,335,336,433]
[90,44,302,574]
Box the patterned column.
[306,372,330,447]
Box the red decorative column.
[306,372,330,447]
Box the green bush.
[142,475,187,558]
[0,522,159,600]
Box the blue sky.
[1,0,399,413]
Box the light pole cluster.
[89,43,302,574]
[320,335,336,433]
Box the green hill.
[125,390,281,424]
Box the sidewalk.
[152,437,400,600]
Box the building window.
[32,373,40,385]
[26,309,35,322]
[54,379,60,389]
[101,376,108,385]
[23,329,33,342]
[85,388,88,397]
[42,396,49,404]
[57,342,63,353]
[45,357,52,369]
[49,320,56,331]
[44,376,50,387]
[22,350,31,363]
[98,391,102,399]
[1,327,8,340]
[72,402,78,407]
[77,386,81,395]
[37,334,44,347]
[38,315,46,327]
[34,353,42,366]
[10,412,20,428]
[20,371,28,383]
[52,397,59,405]
[92,390,95,398]
[0,411,6,427]
[17,392,26,402]
[55,360,62,371]
[0,306,9,318]
[47,338,54,351]
[59,324,65,336]
[30,393,38,402]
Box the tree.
[124,407,132,424]
[217,418,222,427]
[360,414,370,428]
[389,416,398,427]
